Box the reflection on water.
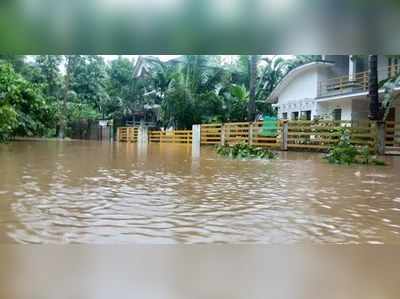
[0,140,400,244]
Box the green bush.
[216,142,276,159]
[324,128,385,165]
[0,63,55,141]
[0,104,18,142]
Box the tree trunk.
[58,56,70,139]
[248,55,258,121]
[368,55,380,120]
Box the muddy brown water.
[0,140,399,244]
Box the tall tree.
[247,55,258,121]
[106,56,135,118]
[84,56,109,118]
[0,55,26,73]
[368,55,380,120]
[35,55,62,100]
[0,63,53,141]
[59,56,74,139]
[161,55,226,128]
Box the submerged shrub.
[324,128,385,166]
[216,142,276,159]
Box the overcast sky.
[101,55,181,62]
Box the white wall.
[351,99,369,121]
[277,68,319,119]
[278,68,319,104]
[316,100,353,121]
[377,55,389,81]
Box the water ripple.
[0,141,399,244]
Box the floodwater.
[0,140,400,244]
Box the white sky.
[101,55,181,62]
[27,55,294,73]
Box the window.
[282,112,288,120]
[291,112,299,120]
[333,109,342,121]
[301,110,311,120]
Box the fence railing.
[317,64,400,97]
[286,120,374,149]
[201,120,377,150]
[200,122,280,148]
[200,123,223,145]
[385,121,400,146]
[117,120,396,152]
[117,127,138,142]
[149,130,192,144]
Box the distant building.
[267,55,400,122]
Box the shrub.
[216,142,276,159]
[324,128,385,165]
[0,63,55,141]
[0,104,18,142]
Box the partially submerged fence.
[70,119,113,141]
[149,130,192,144]
[207,122,280,148]
[200,122,279,148]
[286,120,375,150]
[385,121,400,147]
[201,120,376,150]
[117,127,138,142]
[117,119,396,153]
[200,124,222,145]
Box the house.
[268,55,400,122]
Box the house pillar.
[192,125,201,155]
[138,125,148,144]
[349,55,356,81]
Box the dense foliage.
[0,55,318,141]
[0,63,55,141]
[324,129,385,165]
[216,142,276,159]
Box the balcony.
[317,65,400,98]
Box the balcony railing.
[317,64,400,98]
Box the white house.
[267,55,400,122]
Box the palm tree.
[285,55,322,72]
[257,56,288,105]
[368,55,380,120]
[248,55,258,121]
[159,55,230,128]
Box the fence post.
[138,125,148,144]
[127,128,132,142]
[248,122,254,145]
[221,124,226,145]
[280,121,288,151]
[116,127,120,142]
